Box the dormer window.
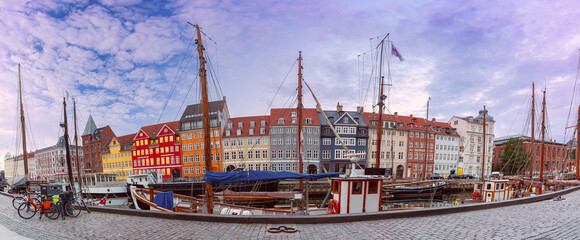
[291,112,297,117]
[291,118,297,124]
[236,129,242,136]
[278,118,285,124]
[238,122,243,129]
[249,129,254,135]
[250,121,255,128]
[261,120,266,127]
[305,118,312,124]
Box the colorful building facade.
[222,116,270,172]
[179,98,229,178]
[102,133,135,180]
[132,121,181,182]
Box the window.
[332,181,340,193]
[352,181,362,194]
[277,118,284,124]
[305,118,312,124]
[323,138,331,145]
[368,181,378,194]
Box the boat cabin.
[331,177,382,214]
[474,179,513,202]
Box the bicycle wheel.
[64,201,81,217]
[12,197,25,209]
[44,202,60,220]
[17,202,37,219]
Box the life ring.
[329,199,340,214]
[472,191,480,200]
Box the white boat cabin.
[474,179,513,202]
[331,177,382,214]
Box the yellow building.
[102,133,135,180]
[222,116,270,171]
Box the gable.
[158,124,176,136]
[135,130,149,140]
[334,112,358,125]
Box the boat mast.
[540,90,546,194]
[481,105,486,182]
[530,83,535,179]
[375,35,388,168]
[297,51,304,188]
[62,98,76,193]
[576,105,580,180]
[422,99,430,180]
[18,64,29,176]
[191,23,214,214]
[376,76,384,168]
[73,98,83,192]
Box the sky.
[2,0,580,165]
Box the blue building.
[319,104,369,172]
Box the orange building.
[398,115,436,179]
[179,98,229,178]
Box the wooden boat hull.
[383,182,445,199]
[147,180,280,198]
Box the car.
[427,174,443,179]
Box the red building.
[131,121,181,182]
[398,115,436,179]
[493,135,569,174]
[81,115,115,173]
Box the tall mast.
[530,83,535,179]
[376,76,384,168]
[481,105,486,182]
[390,116,395,183]
[297,51,304,189]
[73,98,83,192]
[18,64,29,176]
[191,23,214,214]
[576,105,580,180]
[540,90,546,194]
[422,99,430,180]
[62,98,76,193]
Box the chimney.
[432,118,436,122]
[394,112,398,116]
[410,114,413,117]
[337,102,343,112]
[356,106,364,113]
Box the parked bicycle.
[17,194,60,220]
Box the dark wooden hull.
[383,183,445,199]
[147,180,280,198]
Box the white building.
[448,109,495,178]
[431,121,460,178]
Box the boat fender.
[329,199,340,214]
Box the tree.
[499,138,529,175]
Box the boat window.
[486,183,492,190]
[352,181,362,194]
[495,183,500,190]
[332,181,340,193]
[368,181,378,194]
[500,183,504,190]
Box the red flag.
[392,44,404,62]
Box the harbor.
[1,185,579,239]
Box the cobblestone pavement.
[1,190,579,240]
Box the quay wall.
[78,185,580,224]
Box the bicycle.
[17,194,60,220]
[62,194,85,217]
[12,192,41,210]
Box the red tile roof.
[135,121,180,140]
[269,108,320,126]
[224,115,269,138]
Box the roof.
[429,121,460,137]
[270,108,320,126]
[109,133,137,151]
[360,112,398,127]
[224,115,269,138]
[318,111,367,127]
[493,134,566,146]
[474,109,495,122]
[82,115,98,135]
[135,121,180,140]
[181,98,227,121]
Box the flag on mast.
[391,44,404,62]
